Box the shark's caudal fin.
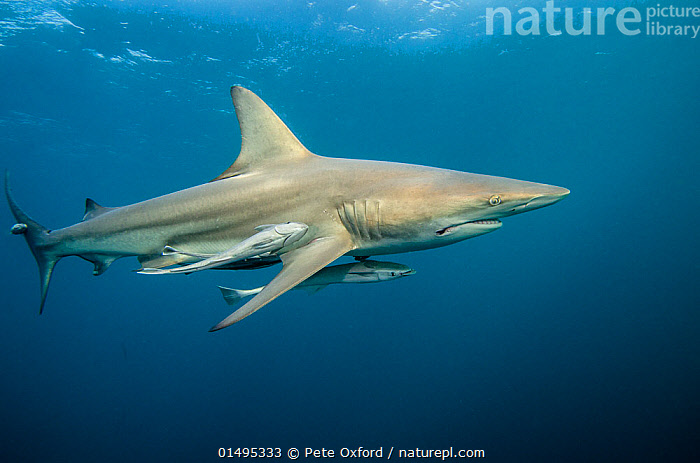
[211,86,318,181]
[5,171,59,314]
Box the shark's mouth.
[435,219,502,236]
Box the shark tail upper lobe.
[5,171,60,314]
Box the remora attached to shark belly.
[6,86,569,331]
[139,222,309,275]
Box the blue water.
[1,1,698,462]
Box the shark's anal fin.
[209,234,354,331]
[211,86,317,181]
[80,254,119,276]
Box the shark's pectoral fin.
[209,234,354,331]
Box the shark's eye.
[489,195,502,206]
[391,272,396,276]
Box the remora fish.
[219,260,416,306]
[139,222,308,274]
[6,86,569,331]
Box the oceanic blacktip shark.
[219,260,416,306]
[5,86,569,331]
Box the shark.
[6,86,569,331]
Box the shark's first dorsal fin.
[83,198,116,221]
[212,86,316,181]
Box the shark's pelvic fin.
[5,171,59,314]
[82,198,116,221]
[211,86,317,181]
[209,234,355,331]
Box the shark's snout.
[528,186,569,207]
[511,185,569,214]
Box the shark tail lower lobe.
[5,171,60,314]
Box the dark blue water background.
[1,1,698,461]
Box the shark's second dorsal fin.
[212,86,316,181]
[83,198,116,221]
